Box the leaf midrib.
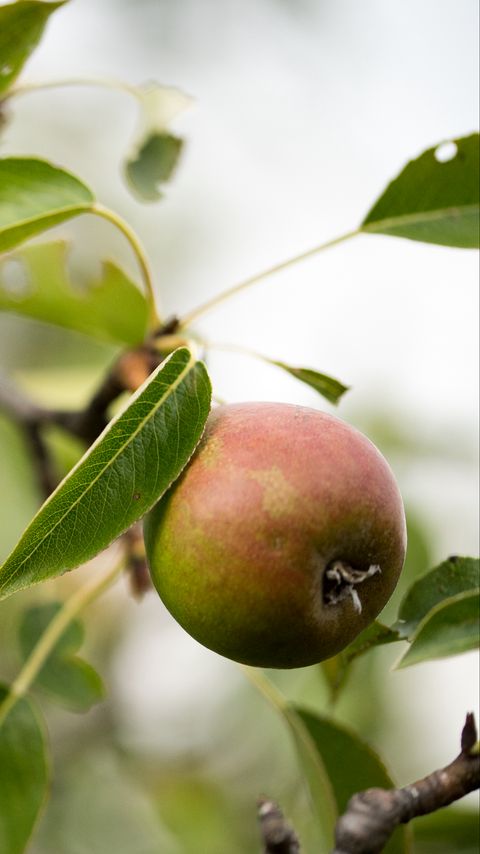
[362,203,478,232]
[0,350,195,589]
[0,202,93,239]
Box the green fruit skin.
[144,402,406,668]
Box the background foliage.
[0,1,478,852]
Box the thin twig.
[331,712,480,854]
[179,229,359,329]
[124,522,152,597]
[0,370,58,497]
[258,798,301,854]
[92,203,161,329]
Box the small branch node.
[257,797,301,854]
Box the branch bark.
[258,798,300,853]
[257,714,480,854]
[332,712,479,854]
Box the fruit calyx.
[323,561,381,614]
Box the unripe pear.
[144,403,406,668]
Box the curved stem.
[179,229,359,329]
[91,203,160,329]
[199,338,272,364]
[0,556,124,727]
[6,77,139,102]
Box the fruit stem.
[178,228,360,328]
[0,556,124,727]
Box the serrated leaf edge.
[394,587,480,669]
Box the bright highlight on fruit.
[144,403,406,668]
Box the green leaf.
[35,748,178,854]
[295,709,410,854]
[19,603,104,711]
[0,240,148,345]
[242,667,337,850]
[361,133,479,248]
[321,621,401,700]
[271,361,349,404]
[395,556,479,639]
[0,157,94,253]
[0,348,211,600]
[0,1,68,96]
[284,705,337,848]
[126,133,183,202]
[124,83,191,201]
[396,588,480,668]
[0,684,49,854]
[413,806,480,853]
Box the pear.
[144,403,406,668]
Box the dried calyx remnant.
[323,560,381,613]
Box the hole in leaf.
[65,244,102,295]
[434,141,458,163]
[0,65,12,77]
[0,259,33,300]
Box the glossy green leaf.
[271,361,349,404]
[124,83,191,201]
[243,667,336,850]
[396,588,480,668]
[0,348,211,600]
[0,1,67,96]
[19,603,104,711]
[362,134,479,247]
[321,621,401,700]
[395,556,479,639]
[295,709,410,854]
[0,158,94,253]
[0,240,148,345]
[0,684,49,854]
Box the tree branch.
[257,714,479,854]
[0,369,58,498]
[257,798,301,853]
[332,712,479,854]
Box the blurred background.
[0,0,478,851]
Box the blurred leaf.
[321,621,401,700]
[0,158,94,253]
[0,414,40,561]
[271,360,349,404]
[362,134,479,247]
[125,83,192,201]
[0,1,67,96]
[379,513,434,625]
[0,241,148,345]
[156,776,246,854]
[19,603,104,711]
[413,806,480,853]
[242,667,337,849]
[126,133,183,202]
[0,684,49,854]
[34,747,178,854]
[42,423,86,481]
[396,588,479,668]
[395,556,479,639]
[0,348,211,600]
[295,709,410,854]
